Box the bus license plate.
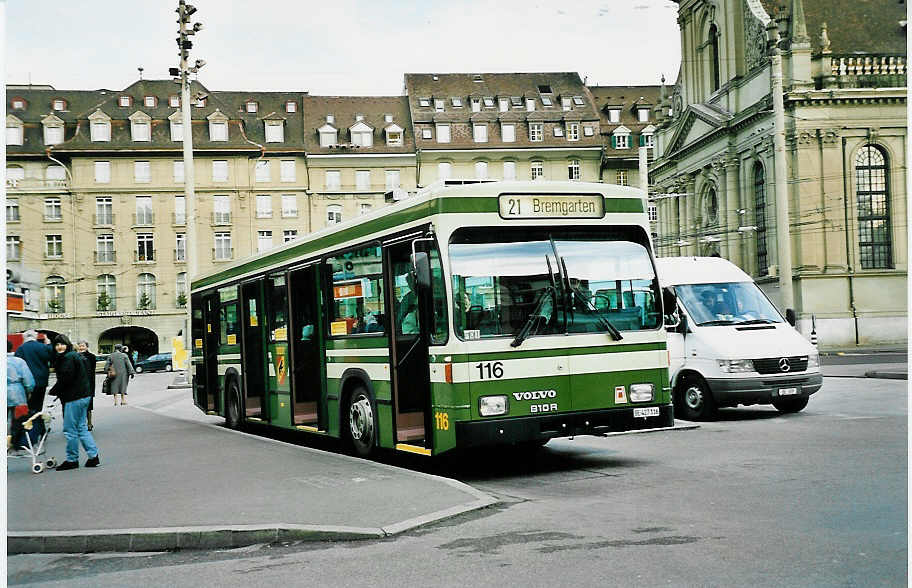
[633,407,660,418]
[779,387,798,396]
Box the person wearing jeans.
[49,334,99,470]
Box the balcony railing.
[43,213,63,222]
[133,213,155,226]
[134,249,156,263]
[817,54,906,89]
[94,213,115,226]
[6,178,69,190]
[211,212,231,225]
[212,247,233,261]
[94,251,117,263]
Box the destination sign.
[498,194,604,219]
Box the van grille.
[752,356,809,374]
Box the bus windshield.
[676,281,783,326]
[450,227,661,341]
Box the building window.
[213,195,231,224]
[136,233,154,262]
[11,98,25,110]
[528,122,546,142]
[46,165,66,182]
[283,230,298,242]
[119,96,132,107]
[421,127,432,140]
[638,108,650,122]
[173,160,185,183]
[327,204,342,226]
[265,121,284,143]
[246,101,258,113]
[285,101,297,113]
[540,95,553,107]
[7,236,21,261]
[326,170,341,190]
[418,97,431,107]
[434,98,445,112]
[474,161,488,179]
[94,161,111,183]
[502,124,515,142]
[95,197,113,225]
[280,160,296,182]
[139,96,154,108]
[95,274,117,312]
[531,161,544,180]
[7,165,24,185]
[471,98,481,112]
[498,97,509,112]
[709,24,721,93]
[175,196,186,225]
[614,133,630,149]
[385,169,400,190]
[356,170,371,191]
[7,199,20,221]
[359,203,372,216]
[96,234,115,263]
[256,194,272,218]
[386,129,403,146]
[526,98,536,112]
[503,161,516,181]
[320,128,338,147]
[438,162,452,180]
[608,109,620,123]
[257,230,273,253]
[553,126,564,137]
[483,97,495,108]
[584,126,595,137]
[351,127,373,147]
[648,202,658,222]
[169,95,180,107]
[567,123,579,141]
[572,96,584,106]
[561,97,572,111]
[212,160,228,182]
[90,121,111,142]
[44,276,65,313]
[44,197,62,221]
[210,121,228,141]
[326,114,335,124]
[643,133,655,148]
[176,273,187,306]
[6,122,23,145]
[436,124,450,143]
[46,235,63,258]
[281,194,297,218]
[568,160,580,181]
[855,145,892,269]
[451,97,462,107]
[616,170,629,186]
[44,124,64,145]
[255,160,271,183]
[132,120,151,142]
[134,160,151,183]
[53,99,66,111]
[170,119,183,141]
[473,124,488,143]
[214,232,232,260]
[753,164,768,276]
[137,273,156,309]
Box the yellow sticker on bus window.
[207,324,212,333]
[250,315,258,327]
[274,327,287,341]
[227,334,237,345]
[194,338,203,349]
[330,321,348,336]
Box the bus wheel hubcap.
[349,397,373,442]
[685,386,703,410]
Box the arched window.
[709,24,720,92]
[754,164,768,276]
[137,273,156,310]
[97,274,116,311]
[702,187,718,226]
[855,145,892,269]
[44,275,66,313]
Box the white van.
[656,257,822,420]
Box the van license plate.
[778,387,798,396]
[633,407,660,418]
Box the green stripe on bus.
[432,341,665,363]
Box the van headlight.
[807,351,819,369]
[479,395,508,416]
[629,383,654,402]
[719,359,755,373]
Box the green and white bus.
[190,180,673,457]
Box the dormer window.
[483,97,495,108]
[540,96,553,107]
[583,125,595,137]
[169,95,180,107]
[207,109,229,141]
[451,97,462,107]
[384,114,393,123]
[52,99,66,111]
[119,96,132,107]
[88,110,111,142]
[265,120,284,143]
[526,98,536,111]
[510,96,522,107]
[612,125,631,149]
[385,123,404,147]
[538,85,552,94]
[326,114,334,124]
[144,96,157,108]
[355,114,364,121]
[6,115,23,146]
[319,123,337,147]
[435,99,444,112]
[194,96,207,107]
[42,114,65,145]
[350,120,373,147]
[169,111,183,142]
[129,111,152,142]
[246,101,258,113]
[553,126,564,137]
[498,97,509,112]
[471,98,481,112]
[566,122,579,141]
[608,108,621,123]
[285,101,296,113]
[561,97,572,111]
[11,98,26,110]
[418,97,431,107]
[572,96,584,106]
[637,108,650,122]
[640,124,656,148]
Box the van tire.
[675,375,716,421]
[772,396,809,414]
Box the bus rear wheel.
[348,387,376,457]
[226,380,242,429]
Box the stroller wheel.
[32,463,45,474]
[46,458,57,469]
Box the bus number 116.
[476,361,504,379]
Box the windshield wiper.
[559,256,623,341]
[511,287,555,348]
[735,319,778,325]
[697,319,739,326]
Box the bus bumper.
[455,404,674,448]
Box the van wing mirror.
[785,308,796,327]
[410,252,431,290]
[662,288,681,329]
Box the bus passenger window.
[219,302,238,345]
[327,245,385,336]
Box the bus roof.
[192,180,647,292]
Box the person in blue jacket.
[7,339,35,455]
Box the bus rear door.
[240,281,268,421]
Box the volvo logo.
[779,357,791,372]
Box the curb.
[865,371,908,380]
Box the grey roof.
[300,95,414,154]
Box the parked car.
[94,354,110,374]
[134,352,173,373]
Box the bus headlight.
[718,359,754,373]
[479,395,508,416]
[629,383,654,402]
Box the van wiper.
[511,287,555,348]
[697,319,739,326]
[735,318,777,325]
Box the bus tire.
[675,374,716,421]
[226,380,242,429]
[772,396,809,414]
[347,386,376,457]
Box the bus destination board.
[498,193,604,219]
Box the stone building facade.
[650,0,907,347]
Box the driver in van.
[700,290,718,315]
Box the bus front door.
[289,265,325,430]
[202,292,221,414]
[264,272,292,425]
[240,282,267,421]
[387,241,431,449]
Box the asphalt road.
[8,373,907,587]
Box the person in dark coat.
[105,344,135,405]
[76,340,97,431]
[49,334,99,471]
[14,330,53,412]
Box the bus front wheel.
[348,387,376,457]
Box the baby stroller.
[10,400,59,474]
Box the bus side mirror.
[785,308,796,327]
[410,252,431,290]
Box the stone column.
[724,155,742,267]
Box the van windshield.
[676,282,783,326]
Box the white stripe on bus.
[325,348,389,357]
[325,362,391,381]
[217,363,241,376]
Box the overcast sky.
[8,0,681,95]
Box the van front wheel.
[676,375,716,421]
[772,396,809,414]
